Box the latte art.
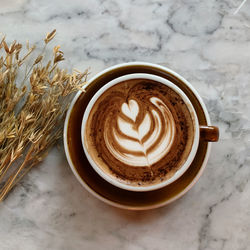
[84,79,194,186]
[104,97,176,167]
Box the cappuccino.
[84,79,194,187]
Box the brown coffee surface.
[84,79,194,186]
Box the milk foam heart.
[121,99,139,122]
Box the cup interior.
[81,73,200,192]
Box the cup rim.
[63,62,212,210]
[81,73,200,192]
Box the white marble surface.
[0,0,250,249]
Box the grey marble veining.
[0,0,250,249]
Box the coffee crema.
[84,79,194,186]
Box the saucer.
[64,62,212,210]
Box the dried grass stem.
[0,30,88,201]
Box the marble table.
[1,0,250,249]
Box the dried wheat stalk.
[0,30,88,201]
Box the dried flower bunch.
[0,30,87,201]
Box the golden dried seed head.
[9,41,16,54]
[53,45,60,54]
[54,54,64,64]
[2,40,9,53]
[15,43,22,51]
[34,55,43,65]
[45,29,56,44]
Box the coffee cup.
[81,73,219,192]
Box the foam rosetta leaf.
[104,97,176,167]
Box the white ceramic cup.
[81,73,200,192]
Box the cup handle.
[200,125,219,142]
